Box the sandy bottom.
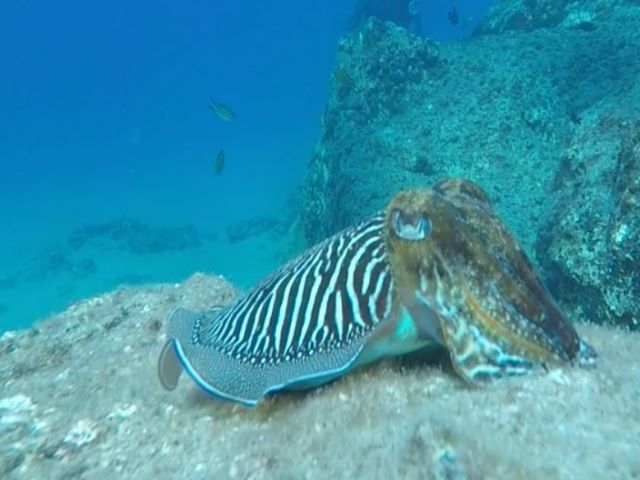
[1,274,638,479]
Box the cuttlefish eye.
[390,208,431,241]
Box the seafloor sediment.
[1,274,638,479]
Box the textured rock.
[303,19,575,250]
[474,0,569,34]
[300,6,640,329]
[472,0,637,35]
[539,116,640,330]
[0,274,638,479]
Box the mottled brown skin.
[383,178,591,383]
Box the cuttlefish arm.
[384,178,596,384]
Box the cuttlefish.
[159,178,596,406]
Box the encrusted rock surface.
[473,0,638,35]
[1,274,638,479]
[301,6,640,329]
[539,117,640,330]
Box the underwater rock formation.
[24,250,97,282]
[301,8,640,329]
[538,117,640,331]
[347,0,423,36]
[0,274,638,479]
[304,18,569,250]
[226,216,281,244]
[473,0,637,35]
[68,218,202,254]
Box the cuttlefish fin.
[158,338,182,390]
[158,307,199,391]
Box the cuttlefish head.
[384,178,596,384]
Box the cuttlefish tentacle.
[384,178,596,384]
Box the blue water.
[0,0,493,332]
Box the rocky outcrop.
[473,0,638,35]
[300,8,640,329]
[538,116,640,330]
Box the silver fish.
[208,98,236,122]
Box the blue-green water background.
[0,0,493,331]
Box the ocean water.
[0,0,493,332]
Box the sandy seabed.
[1,273,638,480]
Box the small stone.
[63,419,100,448]
[0,394,36,428]
[107,403,138,421]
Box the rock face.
[1,274,638,479]
[539,118,640,330]
[300,6,640,329]
[474,0,639,35]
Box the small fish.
[214,149,224,175]
[333,67,358,91]
[448,4,459,26]
[209,98,236,122]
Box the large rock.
[473,0,639,35]
[300,9,640,330]
[302,19,575,250]
[538,116,640,330]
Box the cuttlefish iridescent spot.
[386,178,596,384]
[158,178,596,406]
